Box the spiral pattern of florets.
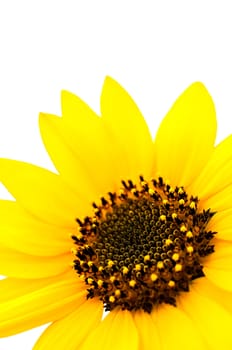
[71,176,216,313]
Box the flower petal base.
[71,176,216,313]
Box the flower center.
[71,176,216,313]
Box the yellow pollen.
[107,260,114,268]
[109,296,115,303]
[70,248,77,254]
[148,188,155,196]
[110,276,116,283]
[172,253,179,261]
[187,246,194,253]
[190,201,196,209]
[175,263,183,272]
[87,278,94,284]
[88,261,93,267]
[162,199,169,205]
[144,255,150,262]
[151,273,158,282]
[157,261,164,269]
[94,208,100,214]
[186,230,193,238]
[178,188,184,194]
[99,266,104,272]
[179,199,185,205]
[168,280,175,287]
[180,225,187,232]
[141,181,147,187]
[129,280,136,287]
[76,231,83,240]
[169,187,174,193]
[165,238,173,246]
[115,289,121,297]
[119,189,125,196]
[97,279,103,287]
[79,275,85,281]
[172,213,177,219]
[135,264,142,271]
[122,266,129,275]
[80,260,85,266]
[160,215,166,221]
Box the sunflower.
[0,77,232,350]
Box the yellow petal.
[189,135,232,199]
[192,276,232,314]
[100,76,153,182]
[207,208,232,241]
[0,273,85,337]
[33,299,103,350]
[151,304,205,350]
[203,266,232,291]
[80,309,139,350]
[154,82,216,187]
[39,112,119,197]
[204,239,232,270]
[179,285,232,349]
[0,200,70,256]
[0,244,72,278]
[202,183,232,213]
[0,159,88,227]
[133,310,160,349]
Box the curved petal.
[207,208,232,241]
[204,239,232,270]
[151,304,205,350]
[192,276,232,314]
[100,76,153,182]
[202,183,232,213]
[79,309,139,350]
[0,159,89,227]
[189,135,232,199]
[133,310,160,349]
[179,285,232,349]
[0,200,71,256]
[39,112,120,197]
[153,82,217,187]
[0,273,86,337]
[33,299,103,350]
[203,266,232,291]
[0,244,72,278]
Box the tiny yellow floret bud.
[115,289,121,297]
[179,199,185,205]
[144,255,150,262]
[129,280,136,287]
[180,225,187,232]
[172,213,177,219]
[168,280,175,287]
[186,231,193,238]
[157,261,164,269]
[175,263,183,272]
[187,246,194,253]
[160,215,166,221]
[109,296,115,303]
[151,273,158,282]
[122,266,129,275]
[107,260,114,268]
[172,253,179,261]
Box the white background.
[0,1,232,349]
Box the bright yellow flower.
[0,77,232,349]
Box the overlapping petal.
[0,200,70,256]
[0,272,85,337]
[154,82,217,187]
[33,299,103,350]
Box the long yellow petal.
[33,299,103,350]
[151,304,205,350]
[179,285,232,349]
[0,244,72,278]
[79,309,139,350]
[192,276,232,314]
[203,266,232,291]
[0,274,85,337]
[39,112,119,197]
[202,183,232,213]
[100,76,153,182]
[207,208,232,241]
[154,82,216,187]
[133,310,160,349]
[189,135,232,199]
[204,239,232,270]
[0,200,70,256]
[0,159,88,227]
